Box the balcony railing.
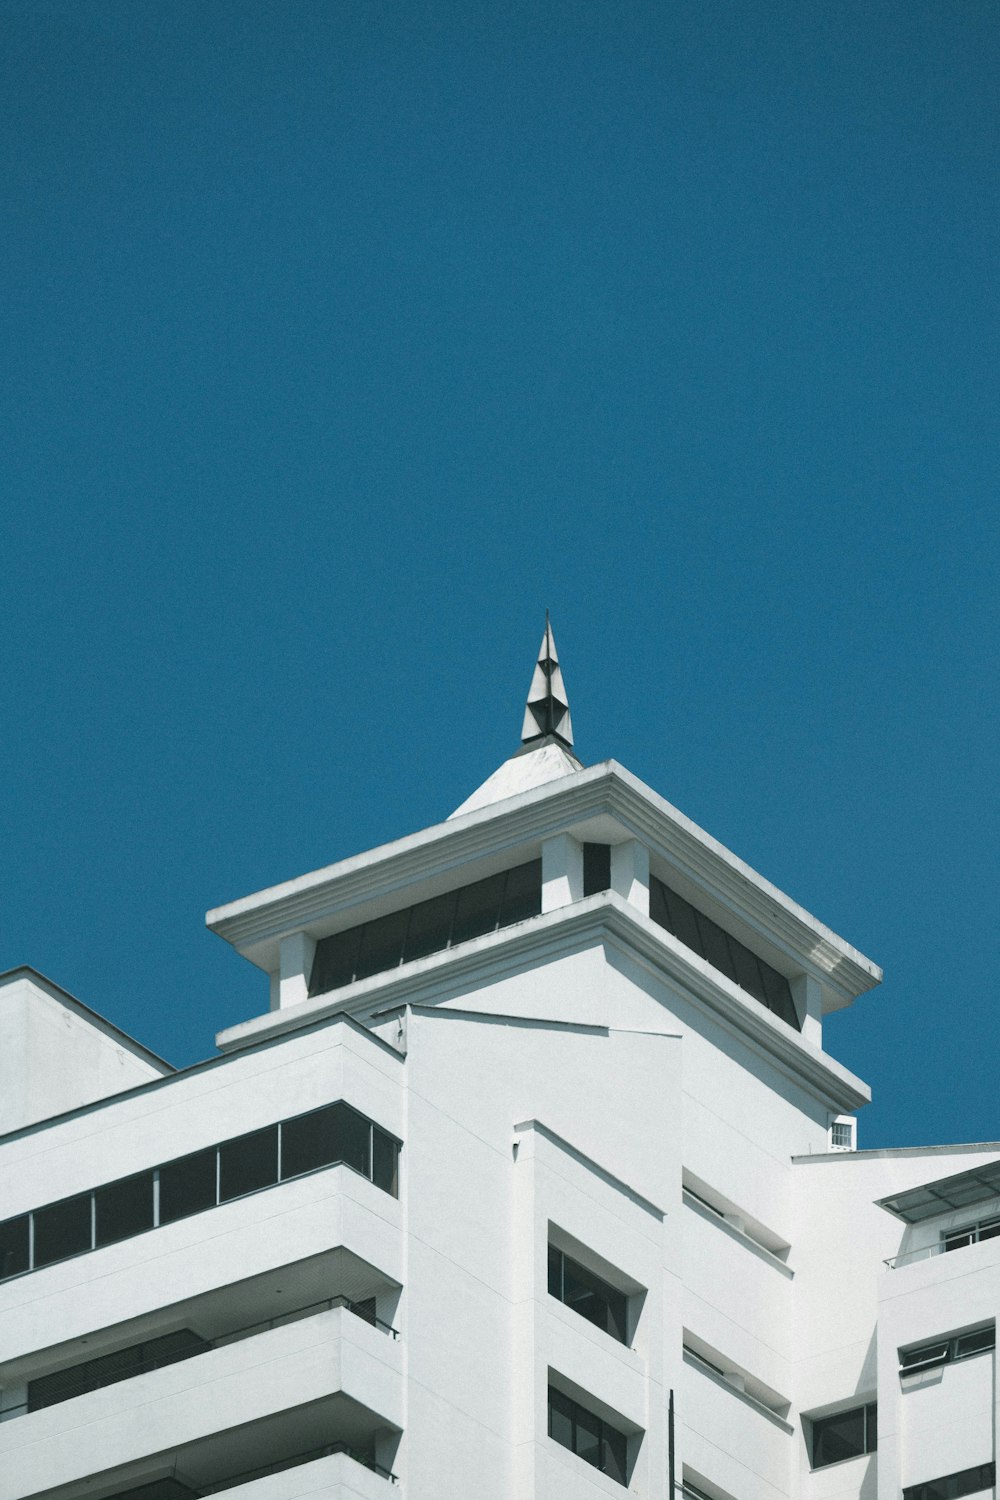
[0,1296,397,1422]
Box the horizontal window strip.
[649,876,800,1031]
[309,859,542,997]
[0,1101,400,1285]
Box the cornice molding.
[216,892,870,1114]
[207,762,880,1005]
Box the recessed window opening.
[309,858,542,997]
[649,876,800,1030]
[547,1384,631,1486]
[20,1291,391,1418]
[582,843,611,896]
[901,1325,995,1373]
[810,1403,877,1468]
[903,1462,996,1500]
[0,1101,400,1284]
[548,1244,628,1344]
[943,1216,1000,1252]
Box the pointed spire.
[521,612,574,749]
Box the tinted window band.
[0,1101,401,1284]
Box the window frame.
[0,1101,402,1285]
[809,1401,877,1469]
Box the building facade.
[1,624,997,1500]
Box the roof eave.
[206,760,881,1003]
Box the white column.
[611,839,649,916]
[541,834,584,912]
[278,931,316,1010]
[792,973,823,1047]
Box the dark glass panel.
[158,1147,218,1225]
[371,1126,398,1195]
[944,1228,975,1251]
[904,1464,996,1500]
[219,1126,279,1202]
[548,1386,574,1448]
[354,907,410,982]
[955,1327,995,1358]
[336,1103,371,1176]
[978,1218,1000,1242]
[729,939,768,1005]
[574,1401,601,1467]
[451,872,506,946]
[402,891,457,962]
[0,1216,29,1280]
[582,844,611,897]
[95,1173,154,1248]
[143,1329,210,1371]
[694,911,737,982]
[280,1103,342,1179]
[662,885,703,955]
[499,860,543,926]
[901,1341,949,1369]
[33,1193,92,1268]
[309,927,362,997]
[603,1424,629,1485]
[351,1296,377,1326]
[562,1256,628,1344]
[866,1403,877,1447]
[28,1330,208,1413]
[812,1407,866,1467]
[648,878,671,931]
[548,1243,562,1298]
[760,963,799,1028]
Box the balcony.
[0,1304,403,1500]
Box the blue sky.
[2,0,997,1149]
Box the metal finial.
[520,614,574,749]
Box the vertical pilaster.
[611,839,650,916]
[541,833,584,912]
[278,931,316,1010]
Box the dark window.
[33,1194,92,1268]
[901,1325,995,1371]
[280,1102,342,1178]
[650,875,800,1031]
[811,1403,877,1468]
[308,926,362,994]
[95,1173,155,1248]
[499,859,542,925]
[28,1329,209,1412]
[336,1103,371,1177]
[354,907,410,981]
[549,1245,628,1344]
[372,1125,400,1195]
[219,1125,279,1202]
[0,1216,29,1279]
[547,1384,631,1485]
[582,844,611,897]
[451,871,506,945]
[403,891,457,962]
[903,1463,996,1500]
[158,1148,218,1226]
[1,1101,398,1285]
[944,1217,1000,1252]
[308,861,543,997]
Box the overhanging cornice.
[206,761,881,1005]
[215,892,871,1115]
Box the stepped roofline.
[206,758,881,1009]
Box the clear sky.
[2,0,997,1149]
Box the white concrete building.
[1,621,997,1500]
